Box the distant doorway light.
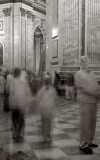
[52,28,58,38]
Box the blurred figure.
[3,70,9,81]
[65,79,70,100]
[65,74,76,100]
[4,70,14,96]
[54,71,60,85]
[69,74,76,100]
[0,72,6,149]
[36,75,57,143]
[0,72,5,95]
[3,71,13,113]
[54,71,60,95]
[7,71,13,83]
[74,56,99,154]
[9,68,32,142]
[55,71,60,81]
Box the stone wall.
[87,0,100,65]
[0,0,46,72]
[0,3,12,70]
[46,0,100,79]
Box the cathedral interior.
[0,0,100,160]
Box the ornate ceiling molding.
[0,0,46,15]
[33,0,46,15]
[20,7,36,21]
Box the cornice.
[33,0,46,12]
[0,0,46,15]
[20,7,36,21]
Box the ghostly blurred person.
[4,70,14,97]
[36,75,57,143]
[9,68,32,142]
[7,71,13,83]
[65,74,76,100]
[3,71,14,113]
[74,56,99,154]
[65,80,70,100]
[0,72,5,95]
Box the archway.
[34,27,45,76]
[0,42,3,67]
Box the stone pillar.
[34,37,36,72]
[79,0,82,60]
[20,7,36,71]
[58,0,65,67]
[36,37,41,74]
[14,4,21,68]
[26,12,35,71]
[3,7,12,69]
[10,5,20,69]
[20,7,27,69]
[39,38,46,75]
[81,0,86,56]
[46,0,52,71]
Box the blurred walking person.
[9,68,32,142]
[36,74,57,143]
[74,56,99,154]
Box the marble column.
[26,11,34,71]
[20,7,27,69]
[12,3,21,68]
[46,0,53,70]
[36,37,41,74]
[3,7,12,69]
[81,0,86,56]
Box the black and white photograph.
[0,0,100,159]
[0,21,3,31]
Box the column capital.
[32,15,36,22]
[20,7,27,17]
[27,11,32,19]
[20,7,36,22]
[3,7,12,17]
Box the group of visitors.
[53,56,100,154]
[0,56,99,155]
[0,68,57,145]
[54,71,76,100]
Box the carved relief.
[27,11,32,19]
[41,19,45,28]
[3,7,12,17]
[20,7,36,21]
[33,0,46,11]
[20,7,27,17]
[32,15,36,22]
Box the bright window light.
[52,28,58,38]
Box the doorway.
[34,27,45,76]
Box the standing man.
[74,56,99,154]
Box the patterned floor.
[0,97,100,160]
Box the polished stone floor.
[0,97,100,160]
